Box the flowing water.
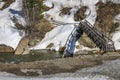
[0,50,60,63]
[0,50,120,80]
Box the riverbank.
[0,52,120,76]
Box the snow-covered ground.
[0,0,120,51]
[0,0,25,50]
[0,59,119,80]
[32,0,120,51]
[112,14,120,50]
[0,75,113,80]
[31,0,99,51]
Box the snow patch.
[0,0,25,50]
[112,14,120,50]
[112,31,120,50]
[0,1,4,9]
[0,72,114,80]
[31,0,99,51]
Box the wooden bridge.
[80,20,115,52]
[64,20,115,56]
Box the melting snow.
[112,14,120,50]
[32,0,120,51]
[0,0,25,50]
[0,0,120,51]
[0,1,4,9]
[31,0,99,51]
[0,76,113,80]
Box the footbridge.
[64,20,115,57]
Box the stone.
[0,45,14,53]
[15,37,29,55]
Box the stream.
[0,50,60,63]
[0,50,120,80]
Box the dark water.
[0,50,61,63]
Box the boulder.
[15,37,29,55]
[0,45,14,53]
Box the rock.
[15,37,29,55]
[0,45,14,53]
[46,43,54,48]
[22,47,30,55]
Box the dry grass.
[28,18,53,46]
[95,2,120,33]
[60,7,72,15]
[74,6,87,21]
[34,18,53,40]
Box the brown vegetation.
[58,46,66,53]
[46,43,54,48]
[95,2,120,33]
[27,18,53,47]
[34,18,53,40]
[74,6,87,21]
[60,7,71,15]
